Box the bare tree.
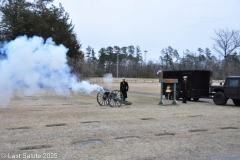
[67,57,95,80]
[212,28,240,59]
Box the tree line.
[0,0,83,59]
[1,0,240,80]
[73,43,240,80]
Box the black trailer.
[162,70,212,101]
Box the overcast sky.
[53,0,240,61]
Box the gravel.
[0,81,240,160]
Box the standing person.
[180,76,190,103]
[120,77,129,101]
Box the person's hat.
[122,77,125,80]
[183,76,187,79]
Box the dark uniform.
[120,78,129,100]
[180,76,189,103]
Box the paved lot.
[0,81,240,160]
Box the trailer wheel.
[193,98,199,101]
[213,92,226,105]
[232,99,240,106]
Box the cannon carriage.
[97,89,132,107]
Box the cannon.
[97,89,132,107]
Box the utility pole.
[113,47,119,78]
[144,50,147,64]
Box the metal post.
[172,83,178,105]
[117,53,118,78]
[158,78,165,105]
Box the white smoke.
[103,73,113,89]
[0,36,103,107]
[103,73,113,83]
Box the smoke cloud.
[103,73,113,89]
[0,36,103,107]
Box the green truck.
[210,76,240,105]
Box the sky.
[52,0,240,61]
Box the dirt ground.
[0,79,240,160]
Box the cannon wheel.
[108,90,123,107]
[97,89,110,106]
